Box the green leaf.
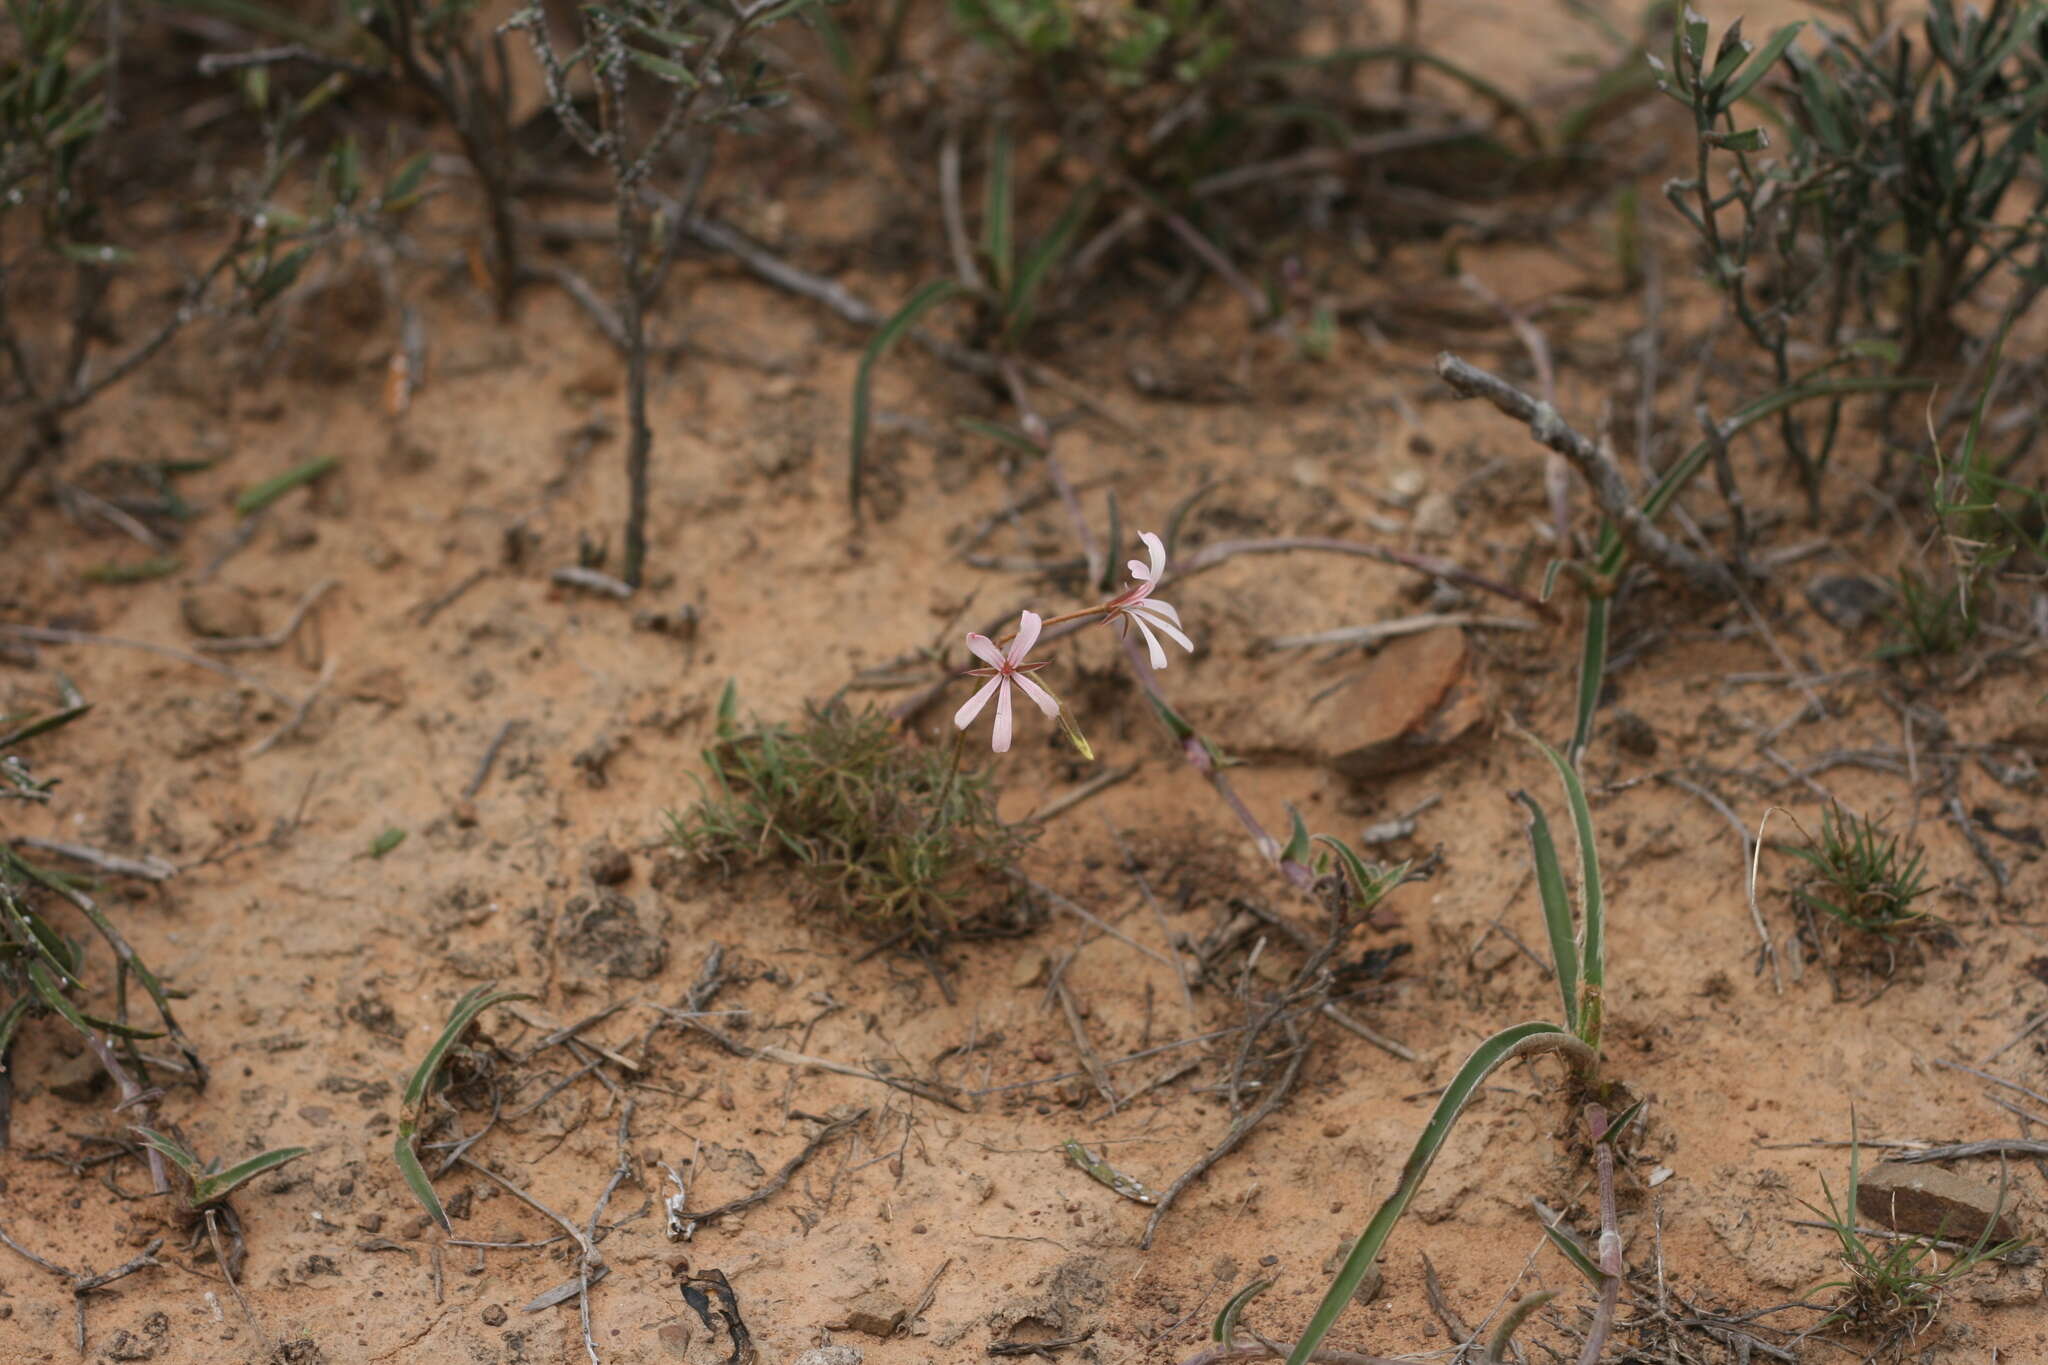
[955,416,1044,455]
[369,828,407,859]
[1537,1203,1606,1286]
[0,700,92,751]
[191,1145,309,1207]
[132,1126,206,1179]
[1485,1290,1557,1365]
[983,123,1014,293]
[381,151,432,209]
[1287,1023,1588,1365]
[395,984,533,1231]
[848,280,961,516]
[1213,1278,1272,1347]
[1313,835,1410,914]
[1280,804,1312,866]
[1522,732,1604,1048]
[81,556,181,585]
[1513,790,1579,1037]
[233,454,336,516]
[627,48,698,85]
[1718,22,1803,108]
[394,1126,447,1230]
[1569,595,1609,767]
[1003,181,1096,345]
[252,245,315,306]
[1705,126,1770,152]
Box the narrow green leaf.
[191,1145,309,1206]
[1098,490,1122,594]
[131,1126,206,1179]
[848,280,961,516]
[370,827,406,859]
[1537,1206,1606,1287]
[394,1125,448,1230]
[1513,790,1579,1036]
[1213,1278,1272,1346]
[1569,595,1608,767]
[955,416,1044,455]
[57,242,134,267]
[381,151,431,207]
[81,556,182,585]
[1717,22,1803,109]
[1003,182,1097,344]
[627,48,698,85]
[1287,1023,1586,1365]
[234,454,336,516]
[982,123,1014,293]
[253,244,314,305]
[1522,732,1604,1046]
[1280,804,1312,866]
[1485,1290,1557,1365]
[401,985,534,1112]
[0,701,92,751]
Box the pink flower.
[1104,531,1193,668]
[955,610,1059,753]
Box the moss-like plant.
[669,685,1036,945]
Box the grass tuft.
[668,690,1035,945]
[1787,805,1933,937]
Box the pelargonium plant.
[953,530,1192,753]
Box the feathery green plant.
[669,684,1036,944]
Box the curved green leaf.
[132,1126,205,1179]
[401,985,532,1113]
[192,1145,308,1207]
[848,280,962,515]
[1485,1290,1557,1365]
[1287,1022,1587,1365]
[1522,732,1604,1047]
[1213,1278,1272,1347]
[394,1125,447,1231]
[1512,790,1579,1036]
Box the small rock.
[657,1323,691,1358]
[46,1049,106,1103]
[481,1305,507,1327]
[180,587,261,640]
[346,666,407,708]
[1010,952,1050,990]
[793,1350,864,1365]
[1329,627,1487,780]
[1965,1263,2043,1306]
[835,1289,908,1338]
[559,892,667,979]
[1410,491,1459,538]
[274,520,319,553]
[104,1328,155,1361]
[1610,710,1658,758]
[1805,573,1892,632]
[1857,1162,2028,1245]
[585,843,633,886]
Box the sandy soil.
[3,3,2047,1364]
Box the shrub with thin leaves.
[1658,3,2048,512]
[668,685,1036,945]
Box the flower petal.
[1135,531,1165,582]
[953,674,1000,731]
[991,677,1014,753]
[1132,602,1193,654]
[1007,609,1043,665]
[1130,613,1170,670]
[965,633,1007,670]
[1136,595,1181,626]
[1012,670,1060,718]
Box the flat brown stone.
[1329,626,1487,780]
[1857,1162,2028,1245]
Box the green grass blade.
[1568,595,1608,767]
[0,994,30,1059]
[848,279,961,516]
[1287,1022,1586,1365]
[1003,181,1097,345]
[1523,732,1605,1045]
[1512,790,1579,1036]
[1717,23,1805,109]
[983,123,1014,293]
[234,455,337,517]
[192,1145,309,1206]
[0,701,93,751]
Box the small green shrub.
[668,687,1036,945]
[1879,567,1981,660]
[1788,805,1933,935]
